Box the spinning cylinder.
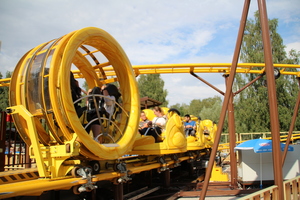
[9,27,140,161]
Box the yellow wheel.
[71,165,82,178]
[9,27,140,160]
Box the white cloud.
[266,0,300,23]
[285,42,300,52]
[170,77,182,84]
[162,71,227,105]
[0,0,299,106]
[164,73,226,106]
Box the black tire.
[89,160,101,174]
[274,68,281,79]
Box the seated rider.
[138,111,152,134]
[184,114,196,136]
[70,72,85,117]
[102,84,121,117]
[140,106,166,142]
[87,84,121,143]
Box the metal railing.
[0,111,35,171]
[239,175,300,200]
[219,132,300,151]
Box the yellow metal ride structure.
[0,27,299,199]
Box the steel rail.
[1,63,299,87]
[0,155,190,199]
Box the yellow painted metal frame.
[74,63,300,78]
[53,27,140,160]
[1,63,299,88]
[0,27,299,198]
[0,156,191,199]
[7,105,49,177]
[6,27,140,179]
[7,105,82,178]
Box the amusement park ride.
[0,0,299,199]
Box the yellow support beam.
[7,105,49,178]
[0,78,10,87]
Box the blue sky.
[0,0,299,106]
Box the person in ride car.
[184,114,196,136]
[87,84,121,143]
[146,106,167,142]
[139,111,152,134]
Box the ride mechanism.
[0,27,299,199]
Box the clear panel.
[26,53,44,115]
[43,50,54,110]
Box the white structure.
[237,145,300,183]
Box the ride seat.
[142,109,155,121]
[186,119,217,150]
[131,109,186,155]
[200,119,217,148]
[186,118,205,150]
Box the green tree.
[187,99,202,117]
[170,96,223,121]
[199,96,222,121]
[234,11,300,133]
[0,71,10,112]
[285,49,300,64]
[137,74,168,106]
[240,11,286,63]
[170,103,187,117]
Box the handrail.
[239,175,300,200]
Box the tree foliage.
[137,74,168,106]
[0,72,11,112]
[240,11,286,63]
[199,96,222,122]
[175,97,228,129]
[170,96,228,132]
[170,103,189,118]
[234,11,300,133]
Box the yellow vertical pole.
[8,105,48,177]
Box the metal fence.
[0,111,34,171]
[239,175,300,200]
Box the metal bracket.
[158,156,168,172]
[74,166,97,193]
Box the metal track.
[124,186,160,200]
